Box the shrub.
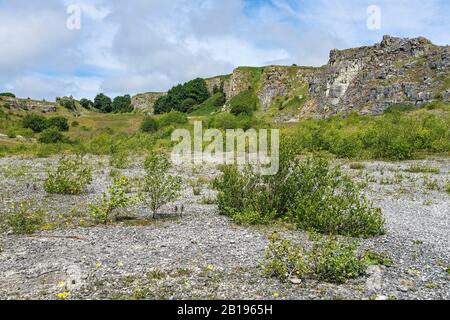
[47,117,69,131]
[109,151,129,169]
[89,176,135,224]
[213,165,276,225]
[310,237,366,283]
[446,181,450,196]
[213,152,384,237]
[262,233,309,280]
[44,155,93,195]
[282,158,385,237]
[5,203,47,235]
[140,117,158,133]
[158,111,188,127]
[262,234,367,284]
[142,153,182,218]
[230,103,253,116]
[58,98,76,111]
[38,128,65,144]
[22,114,47,133]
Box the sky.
[0,0,449,100]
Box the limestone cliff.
[133,35,449,120]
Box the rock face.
[0,97,57,113]
[304,35,450,118]
[133,36,449,119]
[131,92,166,113]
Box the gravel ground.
[0,156,448,300]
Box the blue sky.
[0,0,449,100]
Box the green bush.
[38,128,66,144]
[214,150,384,237]
[282,158,384,237]
[44,155,93,195]
[230,103,254,116]
[290,106,450,160]
[262,234,367,284]
[158,111,188,127]
[22,114,48,133]
[310,237,366,283]
[5,203,47,235]
[140,117,159,133]
[142,153,182,218]
[262,233,309,280]
[47,117,69,131]
[109,151,129,169]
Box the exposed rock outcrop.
[305,35,449,118]
[131,92,166,113]
[0,97,57,113]
[132,35,449,120]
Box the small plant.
[142,152,182,218]
[262,233,309,280]
[310,237,366,284]
[262,234,367,284]
[89,176,135,224]
[349,163,365,170]
[5,202,47,235]
[189,178,204,196]
[423,176,439,190]
[405,165,440,174]
[109,151,129,169]
[445,181,450,196]
[362,251,394,267]
[44,155,93,195]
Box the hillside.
[131,35,450,121]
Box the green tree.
[0,92,15,98]
[94,93,112,113]
[112,94,133,113]
[142,153,182,218]
[154,78,210,114]
[79,98,94,109]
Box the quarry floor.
[0,156,449,300]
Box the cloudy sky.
[0,0,449,100]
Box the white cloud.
[0,0,448,100]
